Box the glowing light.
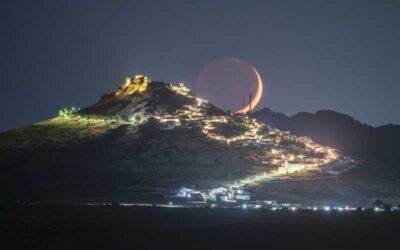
[58,107,80,117]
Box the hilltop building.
[115,74,151,96]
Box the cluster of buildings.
[114,75,150,97]
[170,82,190,95]
[64,74,346,184]
[114,76,348,203]
[150,79,356,210]
[177,186,251,202]
[153,79,343,179]
[172,186,377,212]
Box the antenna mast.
[249,93,252,114]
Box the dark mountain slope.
[252,108,400,169]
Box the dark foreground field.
[1,205,399,250]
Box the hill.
[0,75,347,204]
[0,76,264,202]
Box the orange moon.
[195,58,263,114]
[234,67,263,114]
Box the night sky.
[1,0,399,132]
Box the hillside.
[0,75,347,204]
[0,76,267,202]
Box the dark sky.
[1,0,399,132]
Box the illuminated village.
[147,76,357,210]
[55,75,367,211]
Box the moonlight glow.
[195,58,263,114]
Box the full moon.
[195,58,263,114]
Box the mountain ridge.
[252,107,400,170]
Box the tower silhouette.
[249,93,253,114]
